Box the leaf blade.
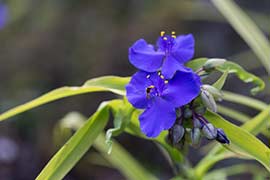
[36,102,110,180]
[94,133,158,180]
[217,61,265,95]
[211,0,270,74]
[0,76,129,121]
[222,90,268,110]
[205,111,270,171]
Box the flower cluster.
[126,31,229,146]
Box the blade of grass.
[36,102,110,180]
[217,105,269,137]
[194,105,270,177]
[217,105,251,123]
[94,133,158,180]
[241,106,270,135]
[222,90,268,111]
[0,76,129,121]
[211,0,270,74]
[204,164,268,180]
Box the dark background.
[0,0,269,179]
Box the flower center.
[160,31,176,54]
[146,85,157,99]
[145,72,168,99]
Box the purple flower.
[129,31,194,79]
[126,68,201,137]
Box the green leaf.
[205,111,270,171]
[125,109,184,164]
[241,105,270,135]
[188,58,265,95]
[186,58,208,71]
[204,164,268,180]
[222,90,268,110]
[0,76,129,121]
[216,61,265,95]
[83,76,129,95]
[36,102,110,180]
[195,105,270,177]
[217,105,251,123]
[211,0,270,74]
[94,133,158,180]
[54,108,157,180]
[213,70,228,90]
[218,105,269,137]
[105,99,134,154]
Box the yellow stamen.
[171,35,176,38]
[164,80,169,84]
[148,85,155,89]
[163,37,167,40]
[171,31,176,35]
[160,75,165,79]
[146,75,150,78]
[158,71,161,76]
[160,31,165,37]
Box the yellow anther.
[164,80,169,84]
[171,31,176,34]
[171,35,176,38]
[160,31,165,36]
[163,37,168,40]
[146,75,150,78]
[160,75,165,79]
[149,85,155,89]
[158,71,161,76]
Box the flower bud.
[202,123,217,140]
[190,128,201,147]
[171,124,185,145]
[194,105,206,115]
[203,58,226,71]
[201,89,217,112]
[216,128,230,144]
[193,117,203,128]
[201,85,223,100]
[183,108,192,119]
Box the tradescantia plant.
[0,31,269,180]
[126,32,228,145]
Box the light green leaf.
[195,105,270,177]
[0,76,129,121]
[217,105,250,123]
[217,61,265,95]
[205,111,270,171]
[211,0,270,74]
[194,145,235,178]
[187,58,265,94]
[218,105,269,137]
[125,109,184,164]
[222,90,268,110]
[241,105,270,135]
[204,164,268,180]
[213,70,228,90]
[54,108,157,180]
[94,133,158,180]
[105,99,134,154]
[186,58,208,71]
[36,102,110,180]
[83,76,129,95]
